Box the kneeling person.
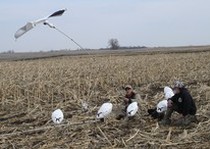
[161,81,197,126]
[116,85,141,120]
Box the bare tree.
[108,38,120,50]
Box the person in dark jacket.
[160,81,197,126]
[116,85,141,120]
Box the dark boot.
[173,117,185,126]
[157,112,165,121]
[174,115,198,126]
[159,107,173,125]
[183,115,198,125]
[116,113,126,120]
[148,108,156,115]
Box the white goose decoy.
[164,86,174,100]
[14,8,67,39]
[51,109,64,124]
[96,102,113,122]
[127,101,139,117]
[156,100,168,113]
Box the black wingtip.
[49,9,66,18]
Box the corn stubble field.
[0,49,210,148]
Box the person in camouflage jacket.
[116,85,141,120]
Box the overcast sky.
[0,0,210,52]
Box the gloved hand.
[167,100,173,108]
[124,98,129,104]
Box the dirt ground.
[0,48,210,148]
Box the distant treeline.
[99,46,147,50]
[1,46,147,54]
[1,50,15,54]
